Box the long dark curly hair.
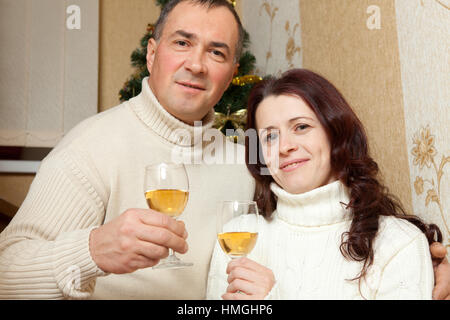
[245,68,442,281]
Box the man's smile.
[176,81,206,92]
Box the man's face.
[147,1,239,125]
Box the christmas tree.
[119,0,262,135]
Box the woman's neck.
[270,181,352,227]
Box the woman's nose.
[279,135,298,155]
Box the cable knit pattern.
[0,78,255,299]
[206,181,434,300]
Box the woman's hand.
[222,257,275,300]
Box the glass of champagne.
[144,163,193,269]
[216,201,259,260]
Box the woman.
[206,68,442,300]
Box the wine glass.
[216,201,259,260]
[144,163,193,269]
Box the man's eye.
[212,50,225,58]
[176,40,188,47]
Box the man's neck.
[147,78,209,127]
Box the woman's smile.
[279,159,309,172]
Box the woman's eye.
[296,124,309,131]
[265,133,277,142]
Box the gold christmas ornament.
[214,108,247,132]
[229,0,237,8]
[232,75,263,86]
[213,74,262,143]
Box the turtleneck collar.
[129,77,215,147]
[270,181,352,227]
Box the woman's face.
[255,94,337,194]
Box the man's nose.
[185,48,207,75]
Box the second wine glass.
[216,201,259,260]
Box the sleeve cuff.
[51,226,108,299]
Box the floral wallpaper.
[396,0,449,254]
[412,126,450,249]
[241,0,302,76]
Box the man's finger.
[432,253,450,300]
[135,224,188,254]
[430,242,447,259]
[432,283,450,300]
[137,209,188,239]
[128,254,160,270]
[135,240,170,260]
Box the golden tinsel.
[232,75,263,86]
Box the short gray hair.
[153,0,244,63]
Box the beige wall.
[0,174,35,208]
[298,0,412,213]
[99,0,160,112]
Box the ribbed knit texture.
[0,78,255,299]
[206,181,434,299]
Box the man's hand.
[89,208,188,274]
[222,257,275,300]
[430,242,450,300]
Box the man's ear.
[233,63,240,77]
[227,63,239,85]
[147,38,157,74]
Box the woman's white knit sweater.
[0,78,255,299]
[207,181,434,299]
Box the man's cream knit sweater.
[207,181,434,299]
[0,78,255,299]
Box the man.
[0,0,448,300]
